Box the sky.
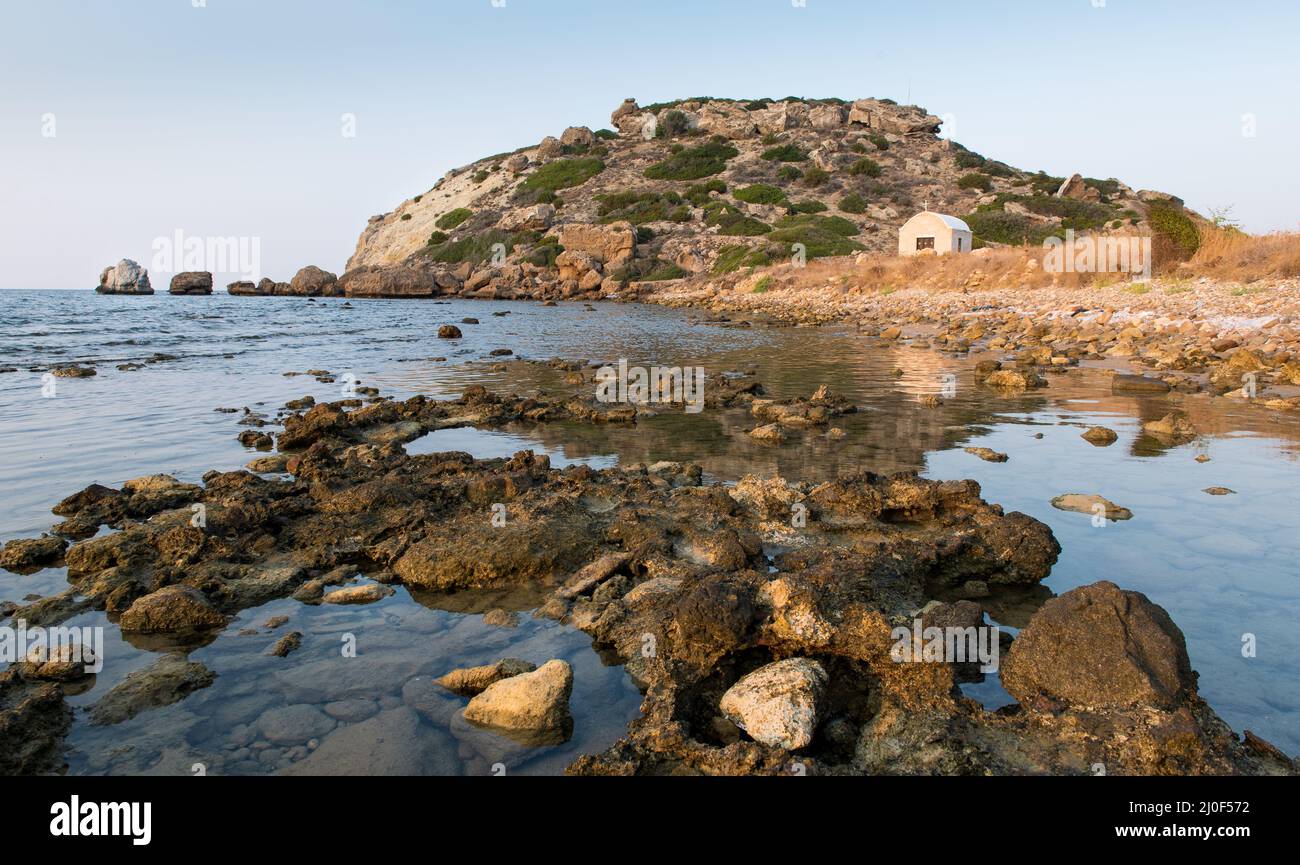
[1,0,1297,289]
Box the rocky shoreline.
[2,368,1296,776]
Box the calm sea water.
[1,289,1297,772]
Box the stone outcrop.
[168,271,214,295]
[96,259,153,295]
[1002,581,1195,709]
[557,222,635,268]
[289,265,341,297]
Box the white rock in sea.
[96,259,153,294]
[719,658,827,750]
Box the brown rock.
[118,585,226,635]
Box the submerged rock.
[964,446,1008,463]
[1081,426,1118,446]
[0,670,72,774]
[0,535,67,573]
[1051,493,1133,521]
[719,658,828,749]
[280,707,457,776]
[89,654,216,725]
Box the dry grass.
[1182,228,1300,282]
[730,227,1300,298]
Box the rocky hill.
[340,96,1191,300]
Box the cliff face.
[343,96,1179,299]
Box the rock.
[1111,374,1170,394]
[89,654,216,725]
[1050,493,1133,521]
[560,126,594,148]
[118,585,226,634]
[289,265,340,297]
[168,271,213,295]
[462,659,573,744]
[611,98,641,133]
[268,631,303,657]
[983,369,1044,390]
[504,154,529,174]
[536,136,563,160]
[1203,487,1236,496]
[964,447,1008,463]
[719,658,828,750]
[0,535,67,573]
[339,260,446,298]
[556,223,635,268]
[96,259,153,294]
[321,584,395,605]
[749,423,786,443]
[1081,426,1118,446]
[499,203,555,232]
[435,658,536,696]
[1002,581,1195,709]
[52,365,96,378]
[322,699,379,724]
[0,670,71,774]
[280,707,456,775]
[438,324,463,339]
[257,704,336,745]
[1143,411,1196,440]
[246,454,290,473]
[1055,173,1102,202]
[13,644,94,682]
[483,608,519,628]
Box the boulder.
[339,261,449,298]
[536,136,563,161]
[96,259,153,295]
[256,704,336,745]
[809,103,847,130]
[1055,173,1102,202]
[611,98,642,135]
[289,265,340,297]
[556,222,635,267]
[462,659,573,744]
[168,271,213,295]
[1081,426,1119,446]
[0,535,68,573]
[560,126,594,148]
[719,658,828,749]
[118,585,226,634]
[438,324,463,339]
[1002,581,1195,709]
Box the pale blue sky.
[1,0,1296,289]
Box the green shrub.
[964,211,1057,246]
[839,194,868,214]
[526,236,564,267]
[594,128,618,140]
[752,275,773,294]
[597,190,690,224]
[745,100,772,112]
[958,173,993,192]
[767,218,864,259]
[954,150,987,170]
[703,201,772,236]
[1147,201,1201,261]
[644,140,738,180]
[987,193,1116,231]
[852,141,868,154]
[656,109,692,139]
[521,157,605,193]
[1029,172,1066,195]
[801,167,830,187]
[424,229,534,264]
[435,208,473,230]
[400,213,412,221]
[788,199,828,214]
[712,244,773,274]
[426,230,448,245]
[869,133,890,151]
[635,226,655,244]
[775,214,859,237]
[761,143,808,162]
[983,161,1015,178]
[684,179,726,205]
[611,258,687,282]
[760,132,781,146]
[734,184,788,205]
[413,195,423,203]
[1084,177,1122,200]
[848,157,882,178]
[777,165,803,182]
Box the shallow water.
[1,290,1298,771]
